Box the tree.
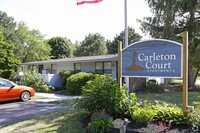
[0,31,19,78]
[0,11,16,41]
[13,22,29,61]
[0,12,51,63]
[70,41,80,57]
[14,22,51,62]
[107,27,142,54]
[139,0,200,87]
[47,37,73,59]
[23,29,51,62]
[76,33,107,56]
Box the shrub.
[129,105,158,124]
[75,74,138,118]
[66,72,96,95]
[87,112,114,133]
[59,70,72,79]
[146,79,164,92]
[129,100,185,125]
[0,69,15,79]
[153,102,185,124]
[22,69,42,86]
[59,70,78,89]
[33,82,50,92]
[186,106,200,132]
[20,69,52,92]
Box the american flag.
[77,0,103,5]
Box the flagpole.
[124,0,128,47]
[124,0,129,92]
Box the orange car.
[0,78,35,102]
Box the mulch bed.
[81,115,199,133]
[125,122,196,133]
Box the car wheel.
[20,91,30,102]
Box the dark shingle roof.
[21,54,118,65]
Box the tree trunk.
[193,66,200,85]
[188,60,195,87]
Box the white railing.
[40,74,63,87]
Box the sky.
[0,0,152,43]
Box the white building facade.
[20,55,118,88]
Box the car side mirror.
[10,84,15,88]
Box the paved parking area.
[0,101,70,125]
[33,92,81,102]
[0,93,80,125]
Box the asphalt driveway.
[0,93,80,125]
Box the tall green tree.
[71,41,80,57]
[0,31,19,78]
[0,11,16,41]
[47,37,73,59]
[139,0,200,87]
[22,29,51,62]
[13,22,29,61]
[107,27,142,54]
[0,11,51,63]
[14,22,51,62]
[76,33,107,56]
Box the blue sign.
[122,39,182,78]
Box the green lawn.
[136,91,200,108]
[171,79,183,85]
[31,95,47,100]
[172,77,200,86]
[0,92,199,132]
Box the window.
[0,79,13,87]
[74,63,81,72]
[95,62,103,73]
[104,62,112,74]
[95,62,112,74]
[38,65,43,74]
[28,65,35,71]
[51,64,57,74]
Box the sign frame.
[121,39,183,78]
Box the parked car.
[0,78,35,102]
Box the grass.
[31,95,47,100]
[49,99,76,106]
[171,79,183,85]
[136,91,200,108]
[0,92,199,132]
[172,77,200,86]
